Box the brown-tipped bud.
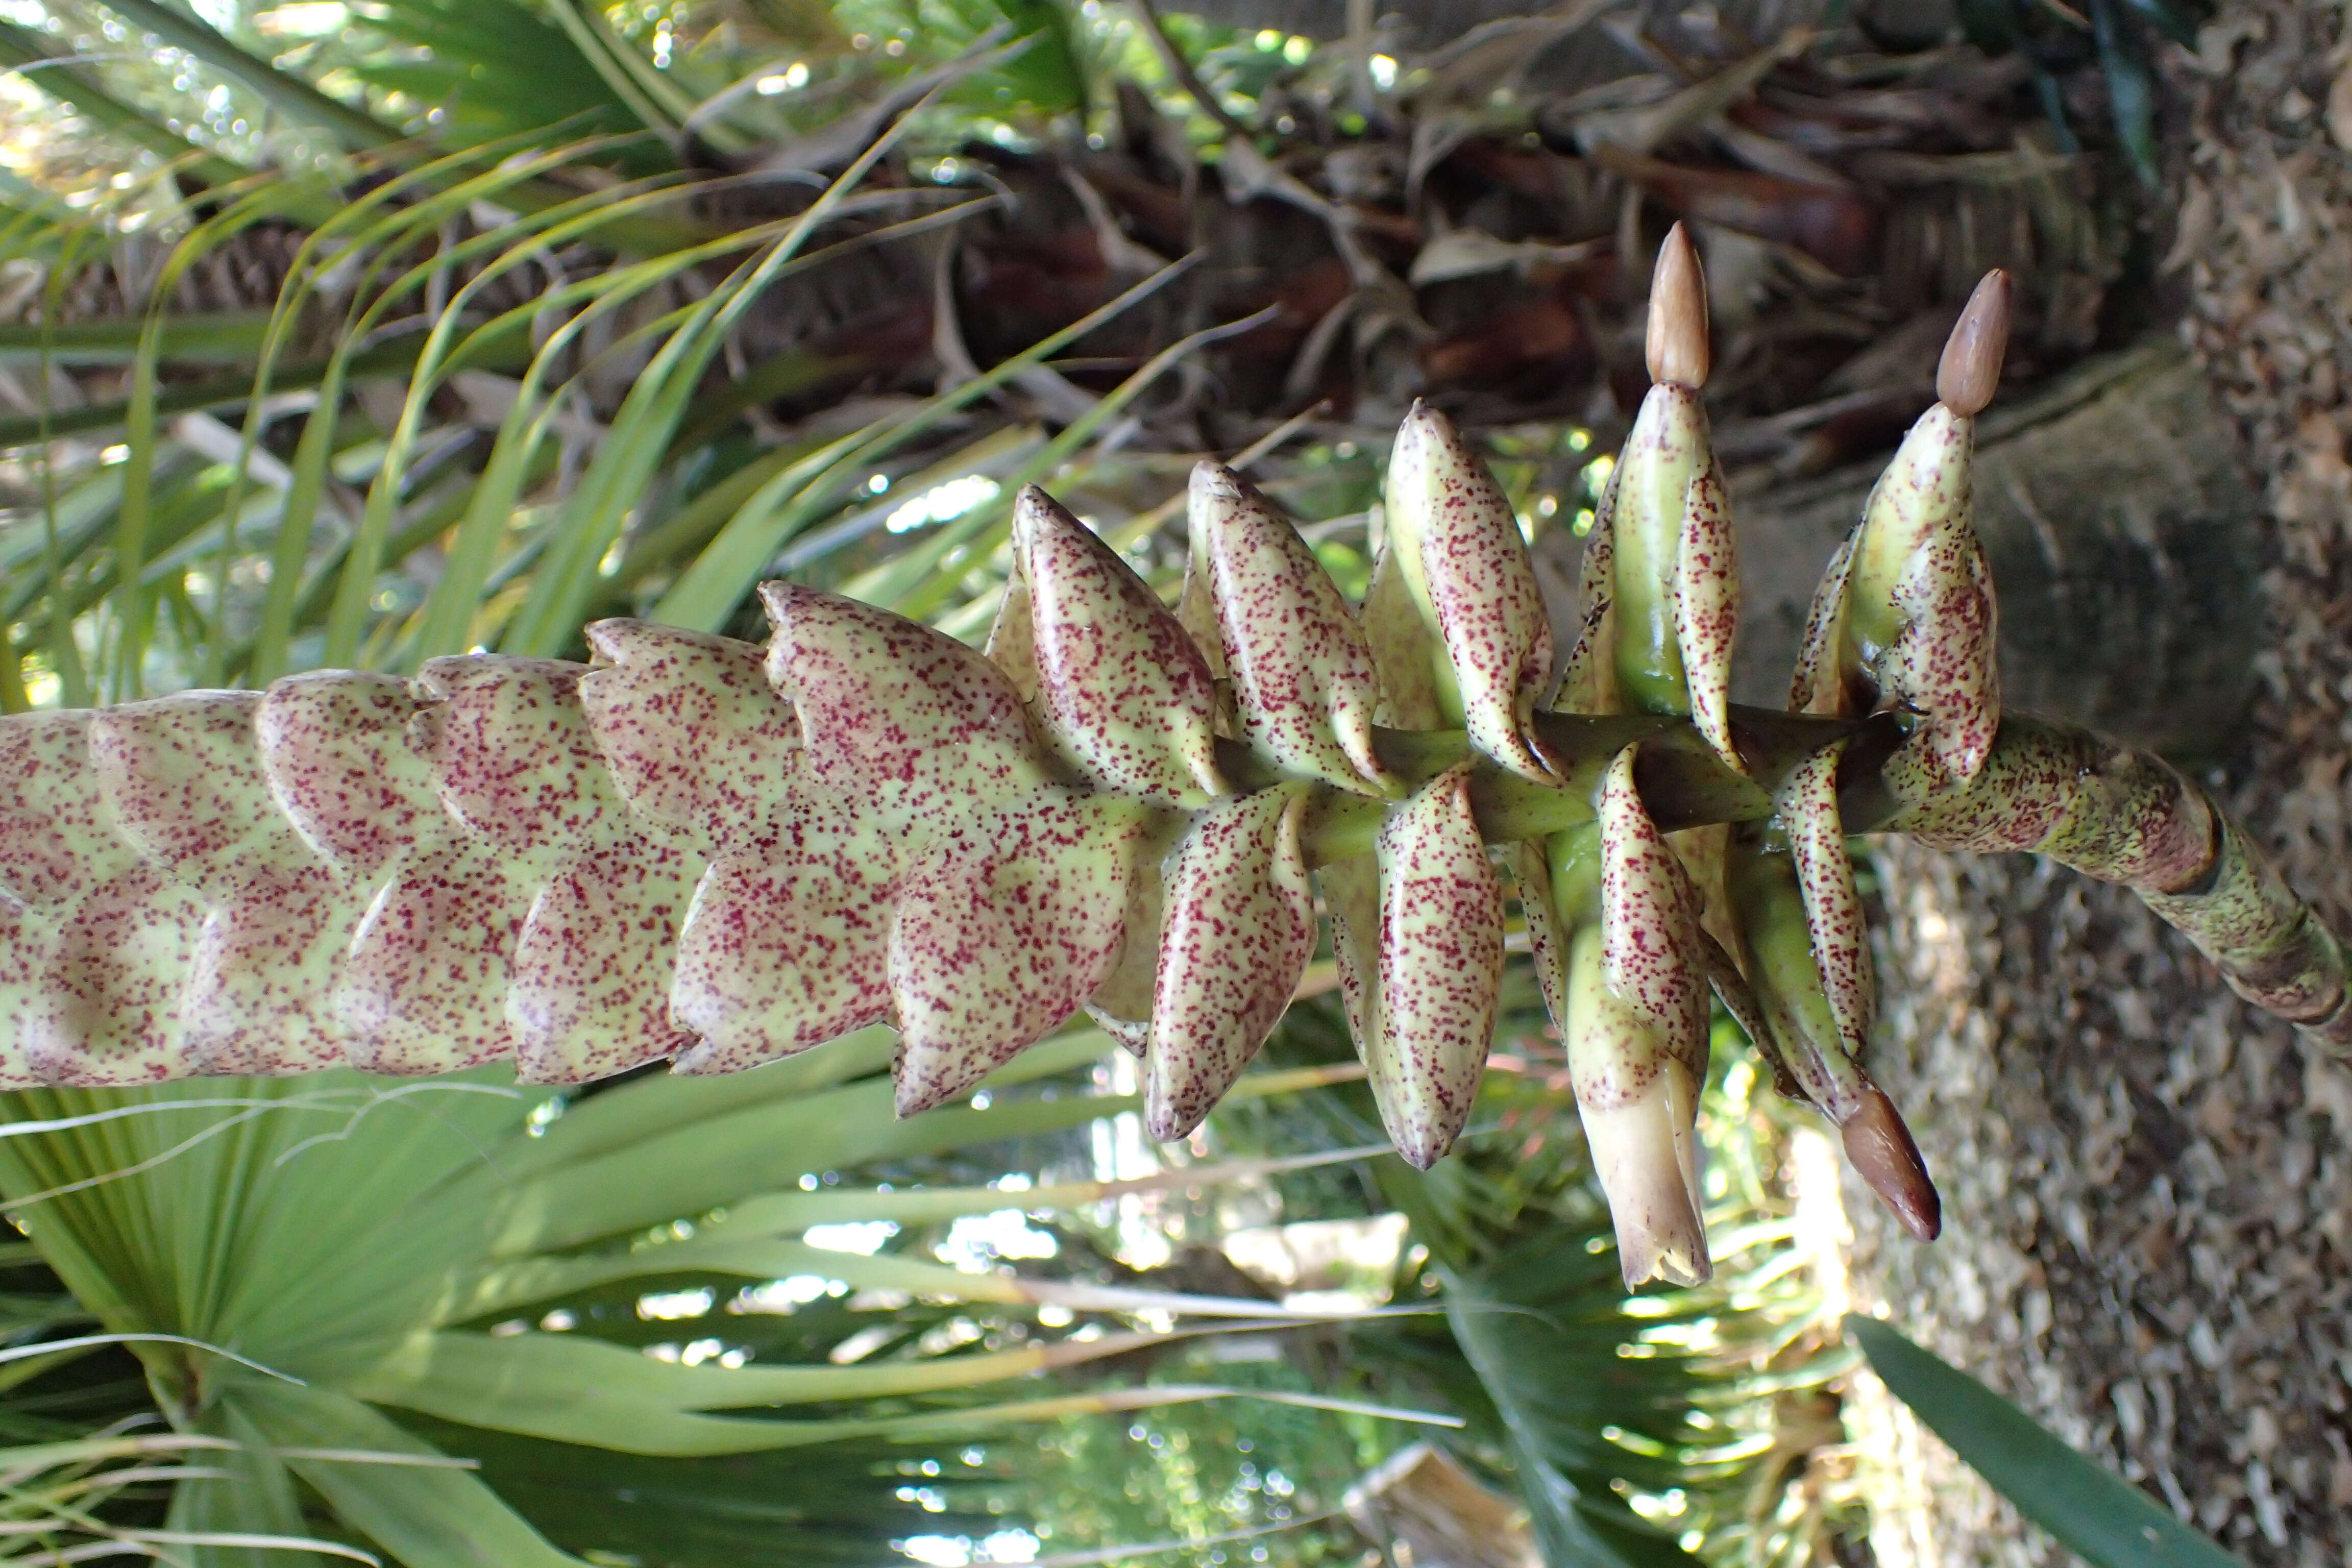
[1839,1080,1941,1242]
[1935,270,2012,417]
[1644,223,1710,389]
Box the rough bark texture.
[1839,2,2352,1561]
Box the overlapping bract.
[0,436,1538,1167]
[1,228,2037,1292]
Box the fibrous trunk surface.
[1845,3,2352,1558]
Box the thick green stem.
[1259,703,2352,1053]
[1229,704,1875,866]
[1868,713,2352,1052]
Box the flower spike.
[15,345,2352,1296]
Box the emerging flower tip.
[1583,1092,1712,1288]
[1935,270,2012,418]
[1644,223,1710,389]
[1840,1081,1942,1242]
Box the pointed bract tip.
[1390,1129,1448,1171]
[1144,1101,1202,1145]
[892,1070,955,1120]
[754,578,805,628]
[1840,1081,1942,1241]
[1011,482,1063,538]
[1190,460,1245,501]
[1936,270,2012,417]
[1645,223,1710,389]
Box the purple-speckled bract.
[1371,764,1504,1167]
[1012,486,1224,807]
[1385,405,1554,780]
[888,788,1146,1115]
[1145,786,1314,1140]
[1191,462,1389,796]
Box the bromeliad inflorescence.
[5,228,2347,1287]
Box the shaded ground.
[1842,1,2352,1560]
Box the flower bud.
[1146,785,1316,1140]
[1792,273,2009,787]
[1779,739,1872,1056]
[762,582,1054,821]
[1013,485,1224,807]
[1190,462,1391,796]
[1725,823,1939,1241]
[1382,404,1554,781]
[1578,746,1713,1287]
[889,789,1151,1115]
[1604,365,1740,768]
[1365,764,1505,1166]
[1567,923,1711,1288]
[668,796,896,1074]
[579,621,799,847]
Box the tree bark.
[1831,2,2352,1561]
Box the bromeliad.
[4,230,2343,1287]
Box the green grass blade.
[707,1144,1392,1234]
[350,1326,1179,1429]
[497,108,934,657]
[91,0,401,149]
[247,362,351,683]
[0,338,428,450]
[106,321,163,700]
[346,1334,1445,1457]
[650,253,1200,629]
[167,1402,323,1568]
[0,312,277,364]
[229,1381,585,1568]
[1846,1314,2244,1567]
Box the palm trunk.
[1837,0,2352,1557]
